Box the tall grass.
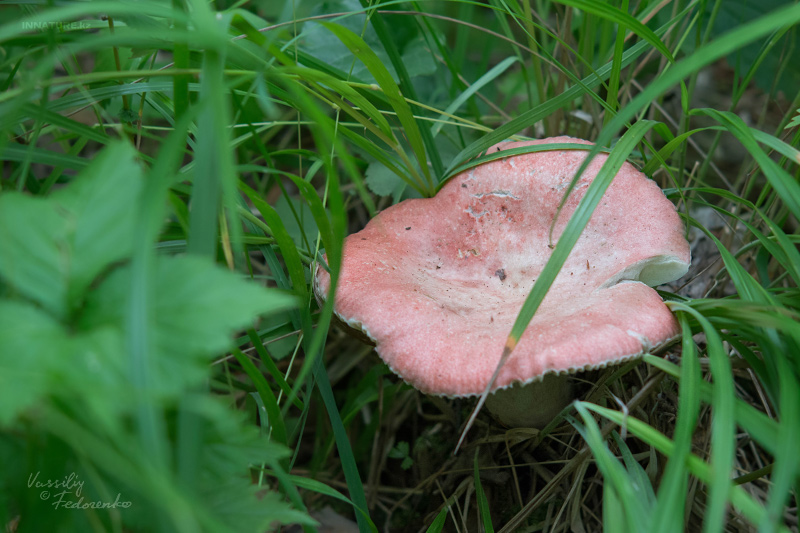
[0,0,798,531]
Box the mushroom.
[314,136,690,428]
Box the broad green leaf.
[786,108,800,129]
[81,256,297,395]
[365,159,407,197]
[0,301,68,425]
[0,141,141,319]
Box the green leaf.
[0,301,68,425]
[365,159,406,197]
[786,108,800,129]
[81,256,297,395]
[0,141,142,319]
[301,2,398,84]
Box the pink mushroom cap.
[315,136,691,397]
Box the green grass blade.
[761,353,800,532]
[508,122,655,344]
[320,21,434,195]
[593,3,800,189]
[571,405,650,531]
[456,122,655,452]
[247,329,303,411]
[474,449,495,533]
[694,108,800,219]
[604,0,628,128]
[240,182,309,302]
[425,507,448,533]
[668,303,735,533]
[361,3,444,180]
[233,348,287,446]
[580,402,789,532]
[650,314,701,533]
[431,56,519,138]
[553,0,674,63]
[312,357,375,533]
[443,36,653,177]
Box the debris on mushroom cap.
[314,136,691,397]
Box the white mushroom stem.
[484,374,574,428]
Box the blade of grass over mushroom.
[443,142,610,186]
[668,303,735,533]
[454,121,656,454]
[320,21,435,196]
[650,314,701,533]
[442,37,651,177]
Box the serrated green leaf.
[0,141,141,318]
[0,301,68,425]
[81,256,297,395]
[786,109,800,129]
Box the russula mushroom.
[314,136,690,428]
